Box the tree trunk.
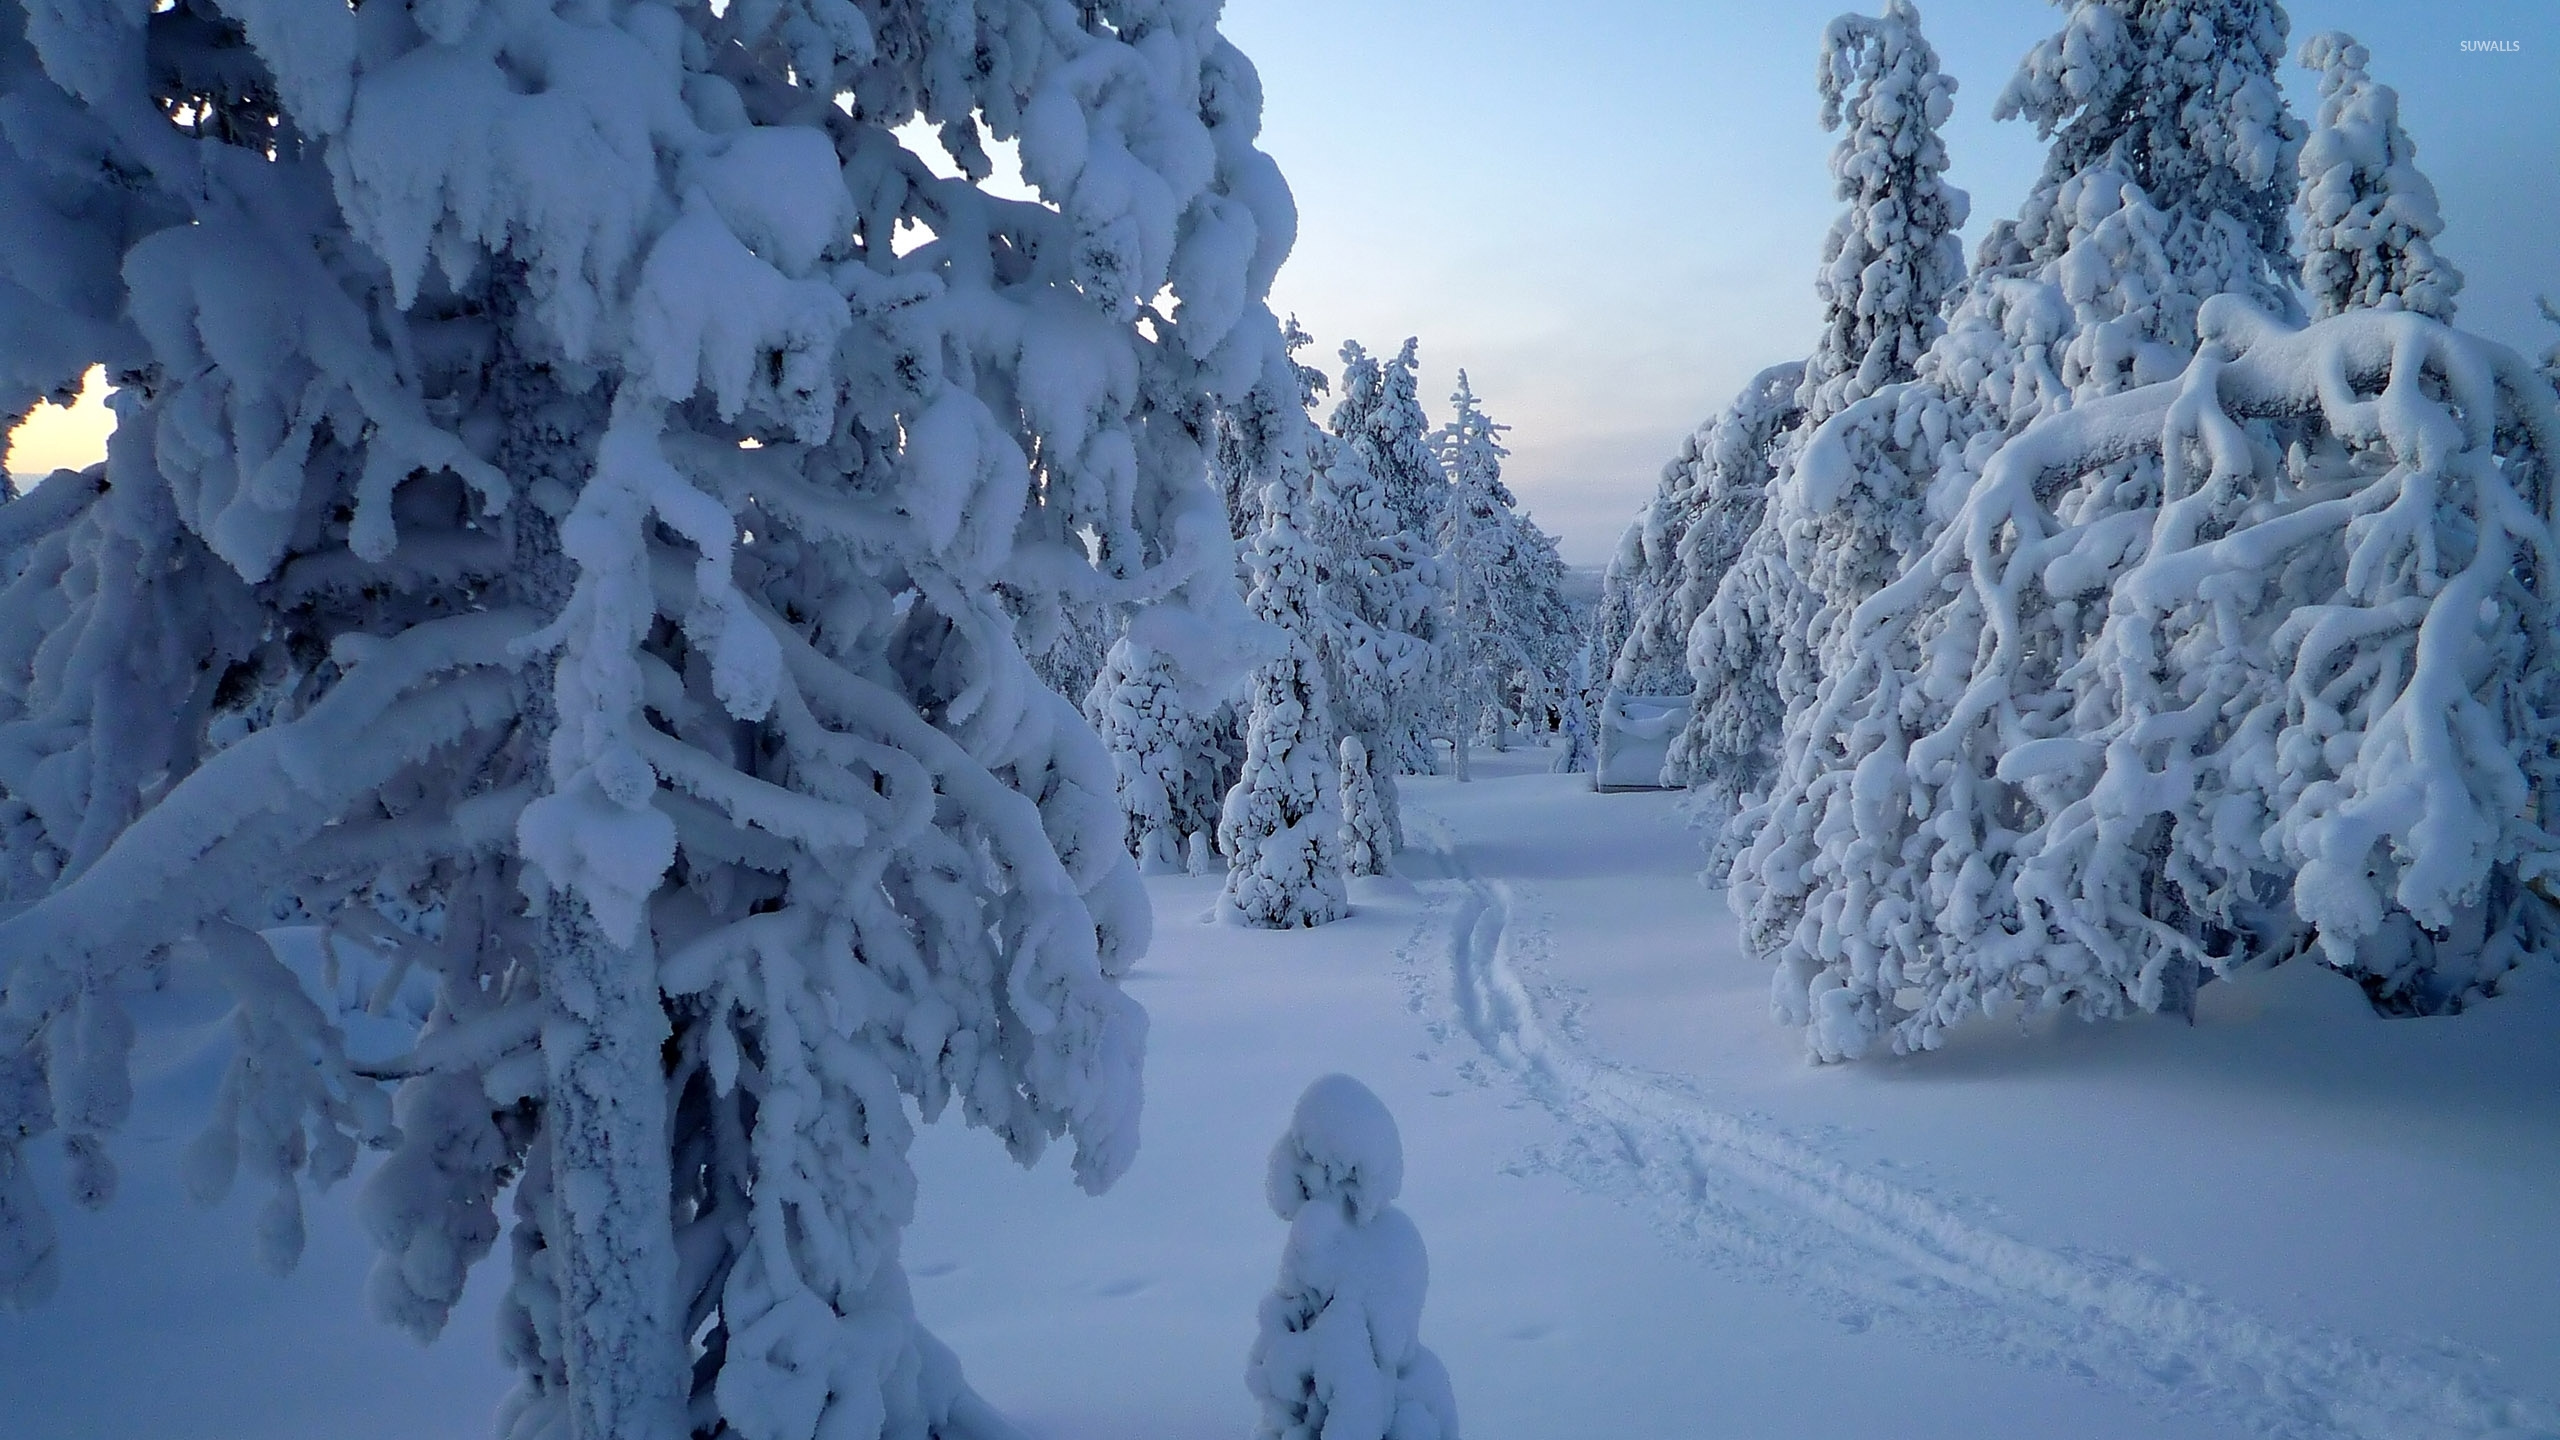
[539,902,688,1440]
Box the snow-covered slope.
[907,750,2560,1440]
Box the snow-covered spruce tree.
[1552,638,1599,776]
[1679,2,1960,814]
[1314,341,1444,859]
[1217,318,1330,544]
[0,5,1294,1438]
[1649,362,1806,798]
[1086,630,1227,876]
[1329,338,1449,781]
[1368,341,1450,558]
[1248,1074,1458,1440]
[1934,0,2304,432]
[1798,0,1968,424]
[1435,374,1572,767]
[2295,31,2461,323]
[1220,385,1349,928]
[2542,297,2560,394]
[1027,592,1118,712]
[1308,439,1398,876]
[1741,299,2560,1062]
[1337,737,1392,879]
[1599,450,1701,703]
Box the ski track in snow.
[1395,807,2559,1440]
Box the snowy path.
[1398,806,2560,1440]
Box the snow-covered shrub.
[0,3,1292,1436]
[1742,300,2560,1061]
[1222,412,1350,928]
[2295,32,2461,322]
[1248,1074,1458,1440]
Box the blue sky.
[1225,0,2560,564]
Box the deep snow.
[5,746,2555,1439]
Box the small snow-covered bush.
[1249,1074,1458,1440]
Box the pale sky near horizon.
[11,1,2556,567]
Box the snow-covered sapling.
[1339,736,1393,879]
[1249,1074,1458,1440]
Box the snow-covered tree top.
[1265,1072,1404,1225]
[1437,371,1514,512]
[1994,0,2304,298]
[1803,0,1968,426]
[2296,30,2460,321]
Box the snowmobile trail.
[1397,808,2559,1440]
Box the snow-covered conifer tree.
[1648,363,1806,798]
[1436,375,1572,767]
[2295,32,2461,322]
[1553,639,1600,776]
[1248,1074,1458,1440]
[1742,300,2560,1061]
[1087,633,1226,875]
[2541,297,2560,394]
[1221,384,1349,928]
[1599,462,1700,702]
[1029,594,1119,711]
[1368,341,1449,551]
[1676,3,1959,811]
[0,4,1294,1437]
[1323,339,1448,783]
[1799,0,1968,424]
[1314,341,1444,852]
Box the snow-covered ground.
[8,745,2557,1439]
